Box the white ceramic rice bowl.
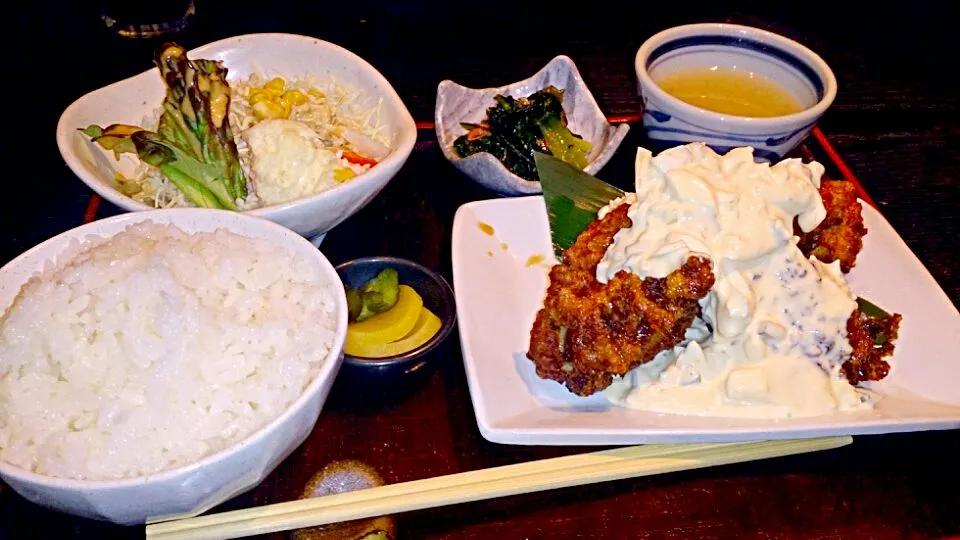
[56,33,417,244]
[0,209,348,525]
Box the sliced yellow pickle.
[344,285,423,353]
[345,307,442,358]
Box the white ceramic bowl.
[56,33,417,245]
[436,55,629,195]
[0,209,348,525]
[635,23,837,161]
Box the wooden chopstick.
[146,436,851,540]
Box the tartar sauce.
[600,143,869,418]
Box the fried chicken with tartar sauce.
[526,204,716,396]
[530,177,899,396]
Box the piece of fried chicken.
[843,307,902,385]
[527,205,716,396]
[793,179,902,384]
[796,179,867,273]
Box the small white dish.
[0,209,348,524]
[436,55,629,195]
[56,33,417,245]
[635,23,837,161]
[451,196,960,445]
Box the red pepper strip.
[342,150,378,167]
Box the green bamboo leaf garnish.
[535,151,624,259]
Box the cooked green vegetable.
[361,269,399,311]
[856,297,893,347]
[346,288,365,322]
[80,43,246,209]
[346,268,401,322]
[453,86,592,181]
[856,297,890,320]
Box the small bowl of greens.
[435,55,629,196]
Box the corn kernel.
[274,96,291,119]
[282,89,308,105]
[263,77,286,96]
[253,100,284,120]
[249,90,269,105]
[308,88,325,100]
[334,168,357,182]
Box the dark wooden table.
[3,2,958,538]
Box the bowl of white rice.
[56,33,418,246]
[0,209,348,524]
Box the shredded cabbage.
[125,74,392,209]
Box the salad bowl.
[56,33,417,245]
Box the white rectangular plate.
[452,196,960,445]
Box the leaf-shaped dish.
[435,56,629,196]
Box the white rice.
[0,222,338,481]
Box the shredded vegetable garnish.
[122,70,392,209]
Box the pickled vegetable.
[361,269,399,314]
[346,269,400,322]
[344,285,423,352]
[345,307,442,358]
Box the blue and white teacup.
[635,23,837,161]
